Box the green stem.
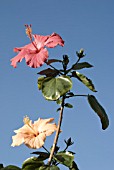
[65,57,81,74]
[42,145,50,154]
[48,95,65,165]
[63,145,68,152]
[45,61,63,75]
[66,94,88,98]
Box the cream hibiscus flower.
[11,116,57,149]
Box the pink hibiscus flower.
[11,116,57,149]
[11,31,64,68]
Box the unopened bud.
[76,48,85,58]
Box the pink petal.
[33,34,49,49]
[45,33,64,48]
[25,48,48,68]
[11,43,38,68]
[10,49,27,68]
[13,43,36,53]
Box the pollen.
[23,115,30,124]
[25,24,32,39]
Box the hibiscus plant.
[0,25,109,170]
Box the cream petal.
[24,133,46,149]
[34,133,46,149]
[14,123,35,135]
[40,123,57,136]
[37,118,54,133]
[11,133,24,147]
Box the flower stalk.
[48,95,65,165]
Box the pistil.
[25,24,39,52]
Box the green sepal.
[22,157,44,170]
[76,49,85,58]
[39,165,60,170]
[72,71,97,92]
[55,151,74,168]
[64,138,74,146]
[40,76,72,100]
[64,103,73,108]
[56,99,62,105]
[87,95,109,130]
[72,62,93,70]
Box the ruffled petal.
[14,121,36,135]
[24,133,46,149]
[10,49,27,68]
[33,34,49,49]
[11,133,25,147]
[36,118,54,132]
[25,48,48,68]
[11,43,38,68]
[45,33,64,48]
[40,123,57,136]
[14,43,35,52]
[37,118,57,136]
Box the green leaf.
[39,165,60,170]
[56,108,61,112]
[46,59,62,65]
[22,157,44,170]
[72,62,93,70]
[38,76,45,90]
[72,71,97,92]
[64,103,73,108]
[1,165,21,170]
[31,152,49,161]
[41,76,72,100]
[55,151,74,168]
[37,68,59,77]
[69,161,79,170]
[87,95,109,130]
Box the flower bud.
[76,48,85,58]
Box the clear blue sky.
[0,0,114,169]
